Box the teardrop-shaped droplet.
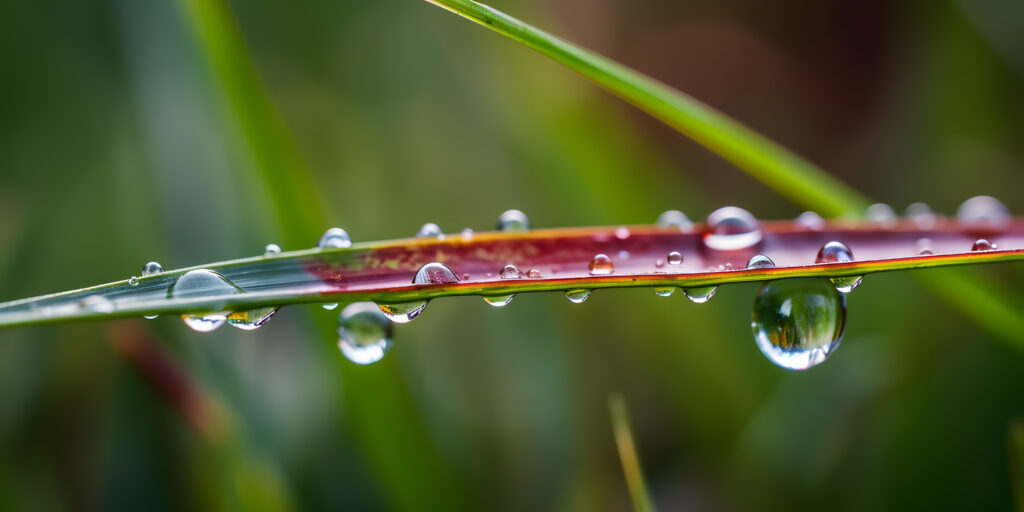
[815,241,862,293]
[683,286,717,303]
[905,202,937,229]
[865,203,897,226]
[318,227,352,249]
[656,210,693,230]
[142,261,164,276]
[752,278,846,370]
[588,254,614,275]
[227,307,278,330]
[81,295,114,314]
[794,211,825,230]
[957,195,1009,227]
[168,269,244,332]
[264,243,282,255]
[746,254,775,269]
[338,302,393,365]
[377,301,427,324]
[565,289,591,304]
[654,286,676,297]
[496,209,530,231]
[416,223,443,238]
[703,206,763,251]
[322,303,339,310]
[500,264,521,280]
[667,251,683,265]
[483,294,515,307]
[971,239,997,251]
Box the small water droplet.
[746,254,775,269]
[615,227,631,240]
[81,295,114,314]
[483,294,515,307]
[703,206,762,251]
[565,289,591,303]
[654,286,675,297]
[378,262,459,323]
[527,268,542,279]
[683,286,717,303]
[338,302,393,365]
[318,227,352,249]
[413,262,460,285]
[957,195,1009,227]
[322,303,339,310]
[169,269,243,332]
[500,264,521,280]
[865,203,897,226]
[128,276,140,286]
[916,238,933,255]
[905,202,937,229]
[655,259,665,268]
[182,314,229,332]
[588,254,614,275]
[264,243,282,255]
[656,210,693,230]
[416,223,443,238]
[377,301,427,324]
[142,261,164,276]
[496,209,530,231]
[752,279,846,370]
[815,241,862,293]
[795,211,825,230]
[227,307,278,330]
[971,239,997,251]
[460,228,474,241]
[667,251,683,265]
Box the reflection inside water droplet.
[496,209,530,231]
[703,206,762,251]
[378,262,459,323]
[377,301,427,324]
[169,269,244,332]
[683,286,717,303]
[500,264,521,280]
[318,227,352,249]
[338,302,393,365]
[654,287,675,297]
[746,254,775,269]
[815,241,862,293]
[971,239,997,251]
[667,251,683,265]
[752,279,846,370]
[227,307,278,330]
[588,254,614,275]
[483,294,515,307]
[565,289,591,303]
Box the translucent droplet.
[795,211,825,230]
[957,195,1009,227]
[654,286,675,297]
[746,254,775,269]
[322,303,339,310]
[703,206,763,251]
[915,238,933,255]
[667,251,683,265]
[182,314,229,333]
[865,203,897,226]
[416,223,443,238]
[169,269,244,332]
[377,301,427,324]
[815,241,862,293]
[905,202,937,229]
[752,278,846,370]
[227,307,278,330]
[264,243,282,255]
[971,239,997,251]
[483,294,515,307]
[318,227,352,249]
[378,262,459,323]
[656,210,693,230]
[128,276,140,286]
[142,261,164,276]
[500,264,521,280]
[527,268,542,278]
[615,227,631,240]
[496,209,530,231]
[338,302,393,365]
[588,254,614,275]
[565,289,591,304]
[460,228,475,241]
[81,295,114,314]
[683,286,717,304]
[655,259,665,268]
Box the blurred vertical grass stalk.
[609,394,655,512]
[1012,419,1024,511]
[178,0,468,509]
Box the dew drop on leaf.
[500,264,521,280]
[416,223,443,238]
[746,254,775,269]
[378,262,459,323]
[865,203,897,226]
[264,243,282,255]
[227,307,278,330]
[654,287,675,297]
[957,195,1009,227]
[322,303,338,310]
[703,206,762,251]
[683,286,717,303]
[971,239,997,251]
[794,211,825,230]
[169,269,243,332]
[615,226,630,240]
[483,294,515,307]
[905,202,937,229]
[318,227,352,249]
[377,301,427,324]
[667,251,683,265]
[565,289,591,304]
[656,210,693,230]
[496,209,530,231]
[752,278,846,370]
[815,241,862,293]
[142,261,164,276]
[338,302,393,365]
[588,254,614,275]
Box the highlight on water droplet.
[413,262,460,285]
[142,261,164,276]
[378,262,460,323]
[865,203,897,226]
[615,226,630,240]
[971,239,997,251]
[656,210,693,230]
[338,302,393,365]
[264,243,282,255]
[815,241,863,293]
[500,264,521,280]
[496,209,530,231]
[460,228,474,241]
[168,269,243,332]
[746,254,775,270]
[905,202,937,229]
[654,286,675,297]
[483,294,515,307]
[957,195,1009,227]
[318,227,352,249]
[377,301,427,324]
[794,211,825,230]
[683,286,717,304]
[588,254,614,275]
[703,206,763,251]
[416,223,443,238]
[667,251,683,265]
[752,278,846,370]
[565,289,591,304]
[227,307,278,330]
[527,268,542,279]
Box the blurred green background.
[1,0,1023,509]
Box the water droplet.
[338,302,393,365]
[957,195,1009,227]
[128,276,140,286]
[565,289,591,303]
[746,254,775,269]
[752,278,846,370]
[460,228,474,241]
[527,268,542,278]
[815,241,862,293]
[322,303,339,310]
[905,202,937,229]
[794,211,825,230]
[615,226,631,240]
[377,301,427,324]
[655,259,665,268]
[142,261,164,276]
[483,294,515,307]
[144,314,158,320]
[227,307,278,330]
[169,269,242,332]
[654,287,675,297]
[182,314,229,333]
[496,209,530,231]
[703,206,763,251]
[318,227,352,249]
[865,203,897,226]
[683,286,717,303]
[264,243,282,255]
[971,239,997,251]
[416,223,443,238]
[81,295,114,314]
[916,238,933,255]
[500,264,521,279]
[588,254,614,275]
[667,251,683,265]
[378,262,459,323]
[656,210,693,230]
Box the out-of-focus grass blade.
[609,393,655,512]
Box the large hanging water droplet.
[795,211,825,230]
[318,227,352,249]
[416,222,443,238]
[496,209,530,231]
[565,289,591,304]
[227,307,278,330]
[500,264,521,280]
[338,302,393,365]
[683,286,717,303]
[667,251,683,265]
[588,254,614,275]
[483,294,515,307]
[865,203,897,226]
[752,279,846,370]
[905,202,937,229]
[142,261,164,276]
[656,210,693,230]
[264,243,282,255]
[378,262,459,323]
[957,195,1009,227]
[703,206,762,251]
[746,254,775,269]
[654,287,676,297]
[971,239,997,251]
[168,269,243,332]
[815,241,862,293]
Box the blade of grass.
[609,393,655,512]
